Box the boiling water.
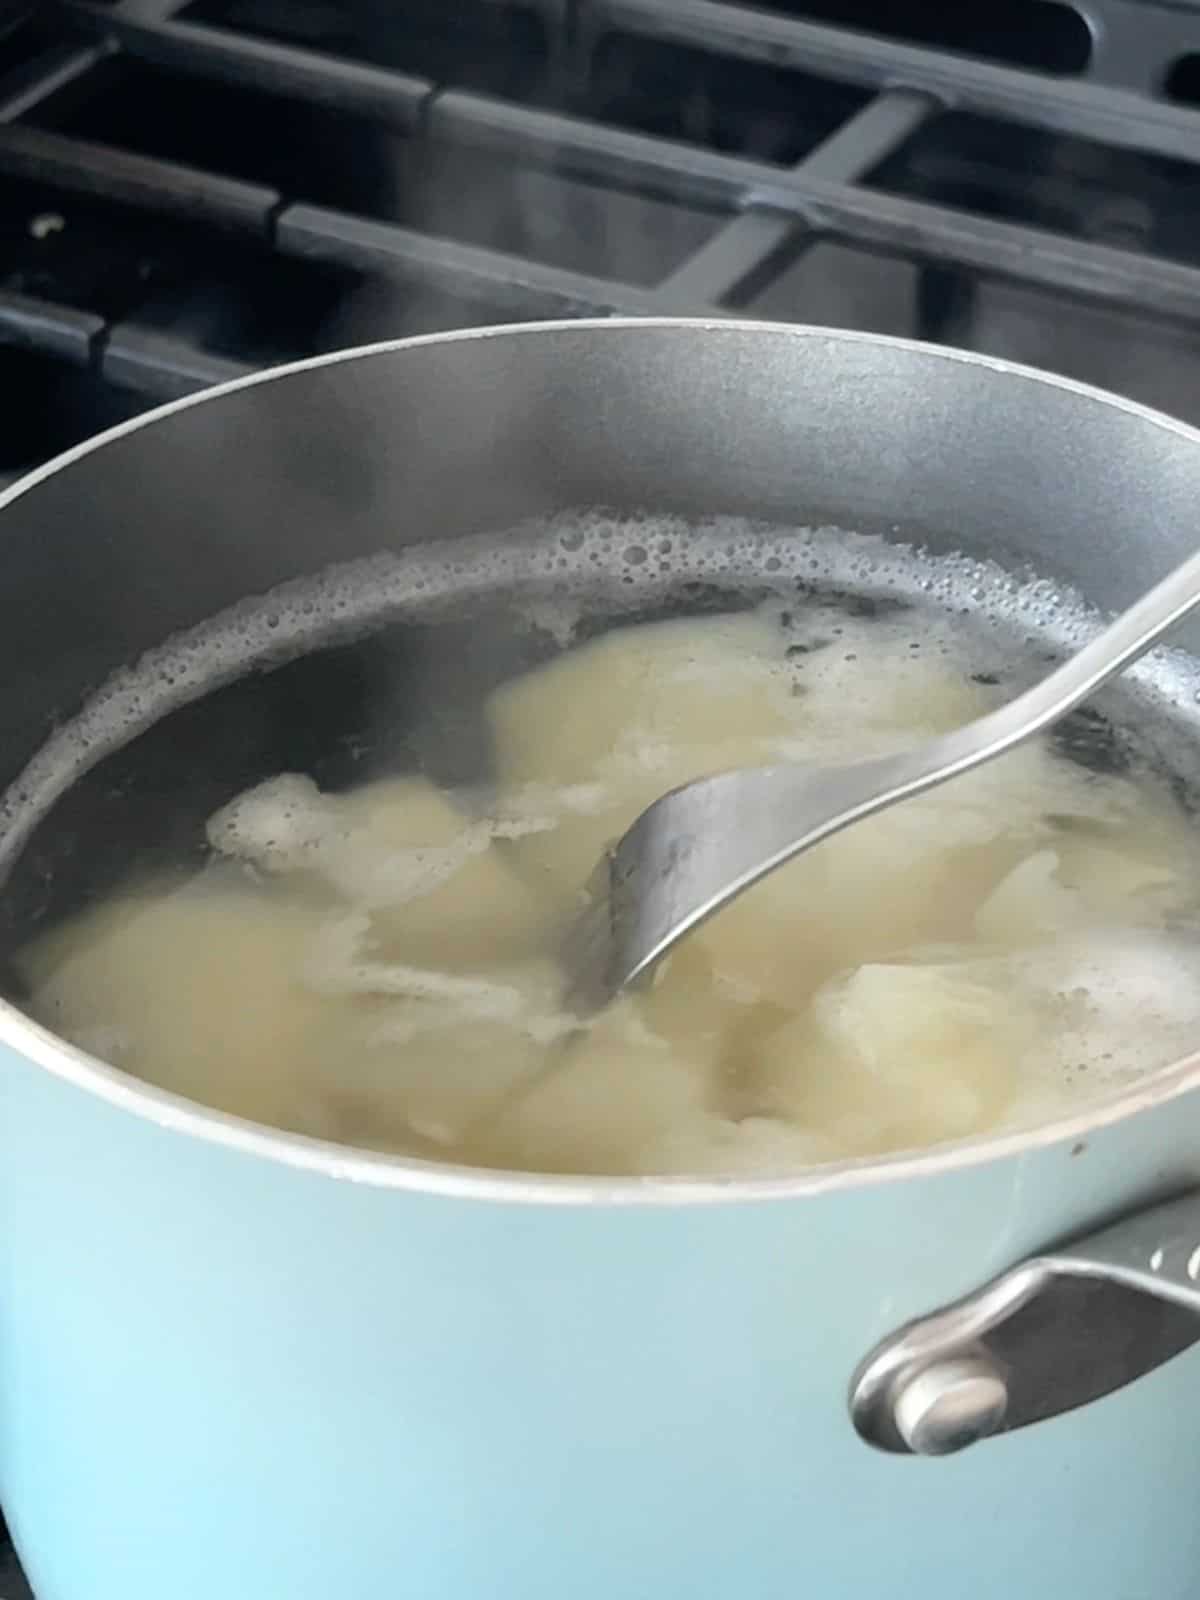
[12,512,1200,1176]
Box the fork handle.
[907,544,1200,794]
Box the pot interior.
[5,323,1200,1166]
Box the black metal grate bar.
[3,0,1200,408]
[0,289,103,362]
[108,0,192,20]
[39,0,1200,318]
[0,123,279,232]
[584,0,1200,163]
[659,87,936,302]
[100,323,255,396]
[75,0,1200,169]
[747,163,1200,323]
[275,203,668,316]
[428,90,1200,322]
[0,42,113,123]
[7,73,1200,330]
[66,13,434,131]
[426,89,769,207]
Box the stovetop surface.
[7,0,1200,1592]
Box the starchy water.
[13,513,1200,1175]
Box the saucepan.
[3,320,1200,1600]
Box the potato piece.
[685,739,1162,1009]
[974,850,1081,945]
[755,1017,903,1159]
[299,912,562,1015]
[637,1113,836,1176]
[787,617,988,740]
[209,773,556,968]
[489,612,797,787]
[487,613,800,893]
[1057,838,1179,902]
[689,793,1025,1010]
[638,941,759,1065]
[332,777,558,965]
[304,1000,555,1153]
[977,838,1181,946]
[21,874,330,1133]
[481,1000,712,1174]
[759,961,1027,1154]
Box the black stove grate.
[0,0,1195,471]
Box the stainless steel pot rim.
[6,316,1200,1207]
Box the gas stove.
[6,0,1200,1592]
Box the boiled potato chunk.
[638,1114,838,1176]
[974,850,1084,945]
[21,875,330,1134]
[977,837,1181,946]
[208,773,556,968]
[758,961,1027,1153]
[304,1000,555,1153]
[482,1001,713,1174]
[639,941,762,1065]
[687,793,1015,1010]
[486,612,801,893]
[686,743,1151,1009]
[489,611,797,787]
[785,612,988,741]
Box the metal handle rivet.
[891,1355,1009,1456]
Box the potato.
[486,612,801,894]
[22,874,330,1132]
[489,611,797,787]
[785,615,988,741]
[973,850,1081,945]
[758,960,1027,1153]
[684,739,1168,1009]
[209,773,556,968]
[687,798,1018,1011]
[639,941,760,1065]
[638,1113,837,1176]
[481,1000,713,1174]
[976,838,1181,946]
[303,999,556,1153]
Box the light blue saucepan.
[3,321,1200,1599]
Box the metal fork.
[566,547,1200,1014]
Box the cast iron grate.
[0,0,1192,452]
[0,0,1195,405]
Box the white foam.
[207,774,335,871]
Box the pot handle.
[849,1186,1200,1456]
